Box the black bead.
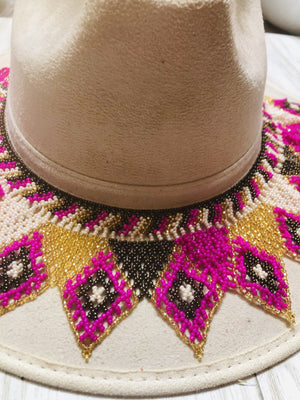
[110,239,174,300]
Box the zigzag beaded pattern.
[0,99,278,241]
[281,146,300,176]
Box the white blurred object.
[265,34,300,101]
[262,0,300,34]
[0,0,15,17]
[0,17,11,51]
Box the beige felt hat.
[0,0,300,397]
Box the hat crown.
[7,0,266,208]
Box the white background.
[0,2,300,399]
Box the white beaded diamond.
[253,264,268,280]
[89,285,106,305]
[179,283,194,303]
[7,260,24,279]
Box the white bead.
[179,283,194,303]
[7,260,24,278]
[89,285,106,304]
[253,264,268,280]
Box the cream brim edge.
[0,330,298,397]
[0,255,299,397]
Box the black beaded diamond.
[0,246,33,293]
[280,100,300,114]
[167,270,204,320]
[76,269,118,321]
[285,217,300,247]
[281,147,300,176]
[109,240,174,299]
[243,251,278,294]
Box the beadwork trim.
[0,231,48,316]
[0,67,300,361]
[62,247,139,361]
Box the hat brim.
[0,66,300,395]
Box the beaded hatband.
[0,67,300,361]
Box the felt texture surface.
[0,0,299,397]
[7,0,266,208]
[0,257,299,396]
[6,101,262,209]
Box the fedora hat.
[0,0,300,396]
